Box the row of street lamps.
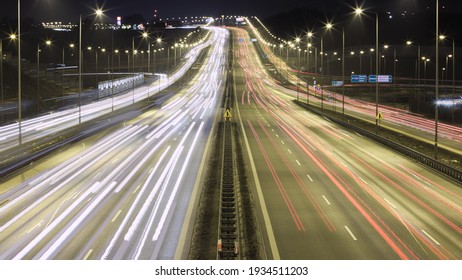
[255,1,451,159]
[6,1,208,145]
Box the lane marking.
[133,184,141,194]
[288,149,292,154]
[344,226,358,241]
[421,229,440,246]
[307,175,314,182]
[358,176,368,185]
[384,198,397,209]
[84,249,93,260]
[112,210,122,223]
[296,160,301,166]
[281,140,285,144]
[322,195,331,206]
[26,220,43,233]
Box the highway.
[231,26,462,259]
[0,28,212,155]
[247,19,462,156]
[0,26,229,260]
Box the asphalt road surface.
[231,26,462,260]
[0,27,229,260]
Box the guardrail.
[294,100,462,185]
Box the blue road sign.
[332,80,344,86]
[351,75,367,83]
[369,75,392,83]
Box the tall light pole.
[295,37,301,100]
[0,38,3,124]
[142,32,151,74]
[132,37,136,103]
[325,23,345,116]
[79,8,103,123]
[452,41,455,124]
[435,0,439,159]
[439,35,456,124]
[17,0,22,144]
[306,31,313,74]
[406,41,421,113]
[355,7,379,133]
[37,40,52,114]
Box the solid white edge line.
[174,29,227,260]
[233,44,280,259]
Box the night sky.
[1,0,461,22]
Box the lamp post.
[79,8,103,123]
[434,0,439,159]
[306,32,313,74]
[142,32,150,74]
[406,41,421,113]
[155,37,162,74]
[132,37,136,103]
[174,43,178,67]
[451,40,455,124]
[325,23,345,116]
[355,7,380,133]
[17,0,22,144]
[423,57,430,81]
[37,40,52,114]
[0,38,3,124]
[439,35,456,124]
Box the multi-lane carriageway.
[0,25,461,260]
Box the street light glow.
[95,9,103,17]
[354,7,364,16]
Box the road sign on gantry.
[351,75,367,83]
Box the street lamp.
[0,38,3,124]
[79,8,104,123]
[435,0,440,159]
[355,6,380,133]
[142,32,151,74]
[37,39,52,114]
[406,40,422,113]
[306,31,313,74]
[439,35,456,124]
[325,22,345,116]
[153,38,161,74]
[16,0,23,144]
